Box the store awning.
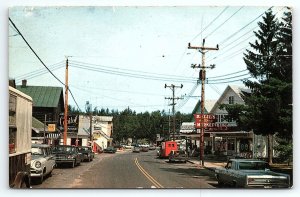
[46,133,61,139]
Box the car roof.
[229,159,266,163]
[32,143,51,148]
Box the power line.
[191,6,229,42]
[218,6,274,45]
[15,61,65,82]
[70,62,198,83]
[70,60,193,80]
[204,6,244,40]
[208,69,248,79]
[206,34,255,62]
[208,73,250,81]
[9,17,82,112]
[9,18,65,86]
[208,77,252,84]
[70,60,249,83]
[70,84,165,97]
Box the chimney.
[22,79,27,87]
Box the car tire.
[71,161,75,168]
[38,173,44,184]
[49,169,53,177]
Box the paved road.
[31,150,217,189]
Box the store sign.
[48,124,56,132]
[194,114,228,130]
[58,114,79,132]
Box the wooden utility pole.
[63,58,69,145]
[164,84,183,141]
[188,39,218,166]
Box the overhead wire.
[204,6,244,40]
[218,6,274,45]
[70,60,193,80]
[15,61,65,82]
[190,6,229,42]
[69,61,198,83]
[9,17,82,112]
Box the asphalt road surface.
[31,150,217,189]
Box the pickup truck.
[215,159,290,188]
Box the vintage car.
[103,146,117,153]
[149,145,156,150]
[52,145,81,168]
[132,145,140,153]
[168,150,187,163]
[141,146,149,152]
[30,144,56,184]
[78,146,95,162]
[215,159,290,188]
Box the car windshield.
[239,161,269,170]
[52,146,75,153]
[79,147,90,151]
[31,147,44,155]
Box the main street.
[31,149,217,189]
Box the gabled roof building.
[16,80,64,124]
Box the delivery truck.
[158,141,178,158]
[9,86,33,188]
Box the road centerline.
[134,157,164,188]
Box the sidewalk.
[187,157,226,171]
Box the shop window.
[9,128,17,154]
[229,96,234,104]
[227,139,235,151]
[9,94,17,154]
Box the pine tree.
[221,9,292,164]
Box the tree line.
[68,105,192,143]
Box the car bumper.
[55,159,75,164]
[30,169,43,178]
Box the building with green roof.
[16,80,64,127]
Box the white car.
[30,144,56,184]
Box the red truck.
[158,141,178,158]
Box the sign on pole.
[48,124,56,132]
[193,114,228,130]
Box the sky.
[1,0,299,197]
[7,5,287,114]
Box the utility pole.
[164,84,183,141]
[168,109,171,140]
[44,114,46,144]
[188,39,218,166]
[63,58,69,145]
[85,101,92,146]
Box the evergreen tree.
[221,9,292,164]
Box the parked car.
[78,146,94,162]
[30,144,56,184]
[149,145,156,150]
[141,146,149,152]
[168,150,187,163]
[52,145,81,168]
[215,159,290,188]
[132,146,140,153]
[103,146,117,153]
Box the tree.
[221,9,292,164]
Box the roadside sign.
[193,114,228,130]
[48,124,56,132]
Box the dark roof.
[16,85,63,108]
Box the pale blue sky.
[2,1,299,196]
[9,6,286,113]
